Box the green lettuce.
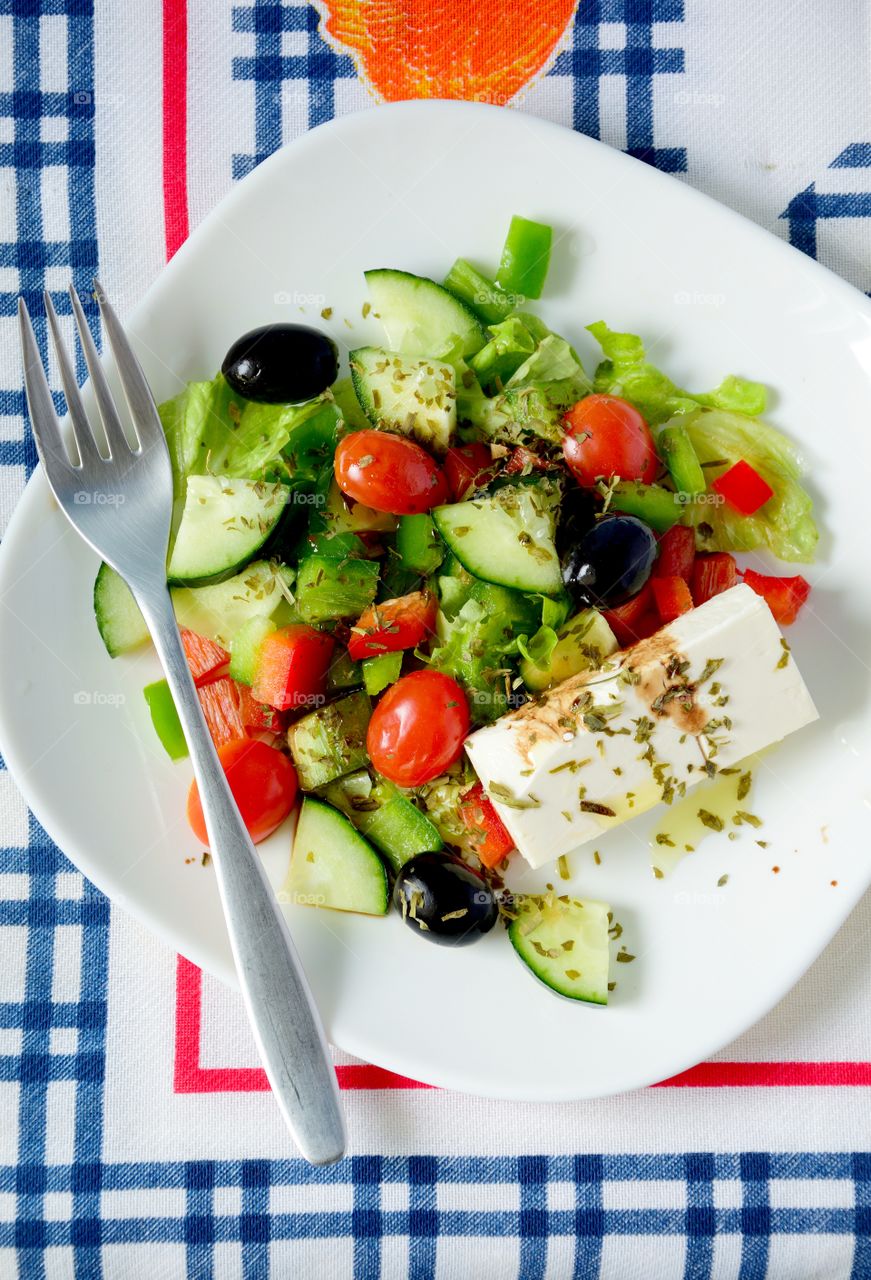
[678,409,818,562]
[587,322,767,424]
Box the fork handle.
[134,581,346,1166]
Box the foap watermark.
[289,490,326,507]
[674,491,726,508]
[672,889,724,908]
[276,890,327,907]
[476,289,525,309]
[673,91,725,108]
[73,491,125,507]
[72,91,126,107]
[274,290,327,307]
[674,289,726,308]
[472,687,527,713]
[74,691,126,707]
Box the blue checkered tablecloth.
[2,2,871,1277]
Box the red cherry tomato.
[187,738,298,846]
[334,429,449,515]
[443,443,494,500]
[347,590,438,661]
[562,394,658,487]
[367,670,470,786]
[251,624,334,712]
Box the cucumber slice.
[93,563,151,657]
[167,476,289,586]
[365,269,487,360]
[350,346,456,455]
[509,895,611,1004]
[322,478,397,536]
[521,609,619,693]
[286,690,371,790]
[229,615,277,686]
[287,797,388,916]
[320,771,442,872]
[432,484,562,595]
[94,559,293,658]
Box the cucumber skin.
[229,616,276,686]
[320,772,443,873]
[166,478,289,587]
[508,899,610,1005]
[365,269,487,359]
[288,797,388,916]
[93,563,151,658]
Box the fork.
[18,284,346,1166]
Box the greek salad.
[94,215,819,1005]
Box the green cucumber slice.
[432,484,562,595]
[509,895,611,1004]
[228,615,277,686]
[286,690,371,790]
[350,346,456,455]
[364,269,487,359]
[287,797,388,915]
[167,476,289,586]
[93,563,150,657]
[320,771,442,872]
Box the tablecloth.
[1,1,871,1276]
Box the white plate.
[2,101,871,1101]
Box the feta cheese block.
[464,584,818,869]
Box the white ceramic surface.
[2,101,870,1101]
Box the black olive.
[561,513,657,608]
[555,484,597,559]
[393,852,498,946]
[221,324,338,403]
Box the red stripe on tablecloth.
[173,957,871,1093]
[162,0,188,258]
[174,958,432,1092]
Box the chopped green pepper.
[143,679,188,761]
[497,215,553,300]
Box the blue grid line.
[684,1152,715,1279]
[231,2,356,179]
[548,0,687,173]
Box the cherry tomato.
[562,394,657,487]
[334,429,449,515]
[251,624,334,712]
[367,670,470,786]
[347,590,438,661]
[444,443,494,500]
[187,738,298,846]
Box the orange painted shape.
[320,0,577,103]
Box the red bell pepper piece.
[503,445,554,476]
[196,677,247,750]
[348,590,438,661]
[691,553,738,605]
[653,525,696,583]
[458,782,515,869]
[180,629,230,687]
[651,575,694,624]
[236,684,288,736]
[251,625,335,712]
[711,460,774,516]
[741,569,810,625]
[601,581,658,647]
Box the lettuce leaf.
[157,373,334,485]
[588,322,767,424]
[678,408,818,563]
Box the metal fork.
[18,284,346,1166]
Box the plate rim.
[2,98,871,1100]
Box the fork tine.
[92,280,166,455]
[43,290,103,467]
[18,298,76,475]
[68,285,135,458]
